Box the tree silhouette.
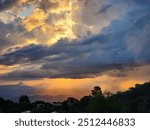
[62,97,79,112]
[0,82,150,113]
[19,95,30,111]
[19,95,30,105]
[91,86,102,97]
[87,86,105,112]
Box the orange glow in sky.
[0,75,147,99]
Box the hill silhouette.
[0,82,150,113]
[0,83,37,101]
[0,83,69,102]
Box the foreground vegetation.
[0,82,150,113]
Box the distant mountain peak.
[17,82,26,86]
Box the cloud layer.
[0,0,150,80]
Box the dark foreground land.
[0,82,150,113]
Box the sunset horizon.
[0,0,150,102]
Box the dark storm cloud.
[0,33,110,66]
[0,44,50,65]
[0,0,17,11]
[98,4,112,14]
[0,21,19,50]
[0,21,30,52]
[132,0,150,5]
[0,0,150,79]
[38,0,58,12]
[1,69,47,80]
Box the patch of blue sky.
[20,5,35,18]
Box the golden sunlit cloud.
[22,8,48,32]
[21,0,79,45]
[18,0,28,3]
[0,65,18,75]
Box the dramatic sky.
[0,0,150,98]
